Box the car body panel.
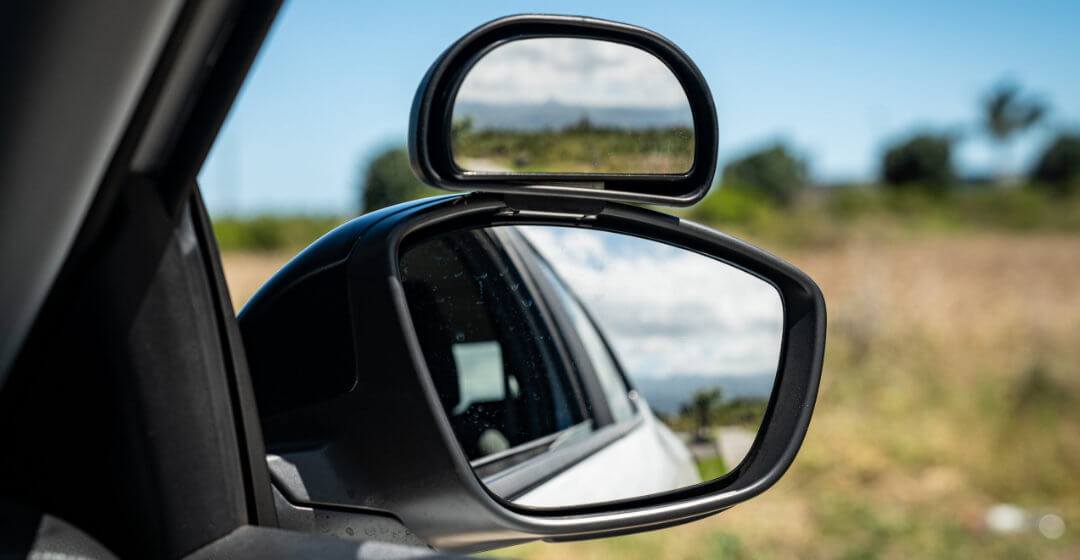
[517,403,700,508]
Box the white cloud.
[517,226,784,380]
[456,38,688,108]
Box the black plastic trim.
[190,188,279,527]
[242,194,825,552]
[472,422,583,476]
[4,1,283,553]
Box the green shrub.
[360,147,441,212]
[687,184,777,226]
[826,186,886,220]
[721,143,807,206]
[882,133,954,191]
[1031,133,1080,196]
[212,215,344,252]
[687,182,1080,249]
[956,188,1050,230]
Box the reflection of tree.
[567,115,593,132]
[672,388,769,441]
[451,116,473,141]
[681,388,722,442]
[452,123,693,174]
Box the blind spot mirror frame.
[409,14,719,207]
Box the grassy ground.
[696,456,729,481]
[453,126,693,174]
[219,222,1080,559]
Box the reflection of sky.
[517,226,783,380]
[456,38,687,109]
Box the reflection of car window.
[400,230,582,463]
[531,252,636,424]
[450,341,517,415]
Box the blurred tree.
[721,143,807,206]
[567,114,594,132]
[359,147,440,213]
[680,388,724,442]
[882,133,953,191]
[688,185,776,227]
[983,81,1048,181]
[1031,133,1080,195]
[450,115,473,143]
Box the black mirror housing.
[239,194,825,552]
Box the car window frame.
[464,227,649,501]
[403,224,650,501]
[494,227,642,428]
[468,230,591,426]
[520,233,641,423]
[449,230,585,435]
[401,228,592,469]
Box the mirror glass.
[399,226,784,509]
[451,38,694,175]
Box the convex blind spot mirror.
[399,226,783,508]
[410,14,719,206]
[451,38,695,175]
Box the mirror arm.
[493,193,607,221]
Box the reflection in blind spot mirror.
[400,225,783,508]
[451,38,694,175]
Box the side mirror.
[399,224,786,509]
[240,14,824,554]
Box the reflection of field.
[222,233,1080,558]
[452,126,693,174]
[677,427,756,480]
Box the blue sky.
[199,0,1080,215]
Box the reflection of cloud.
[517,226,784,380]
[457,38,687,108]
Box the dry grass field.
[221,231,1080,559]
[221,251,293,311]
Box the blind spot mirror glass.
[451,38,694,175]
[399,225,783,509]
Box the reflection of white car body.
[517,399,700,508]
[402,225,708,508]
[471,228,700,507]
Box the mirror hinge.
[498,194,606,221]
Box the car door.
[0,2,448,558]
